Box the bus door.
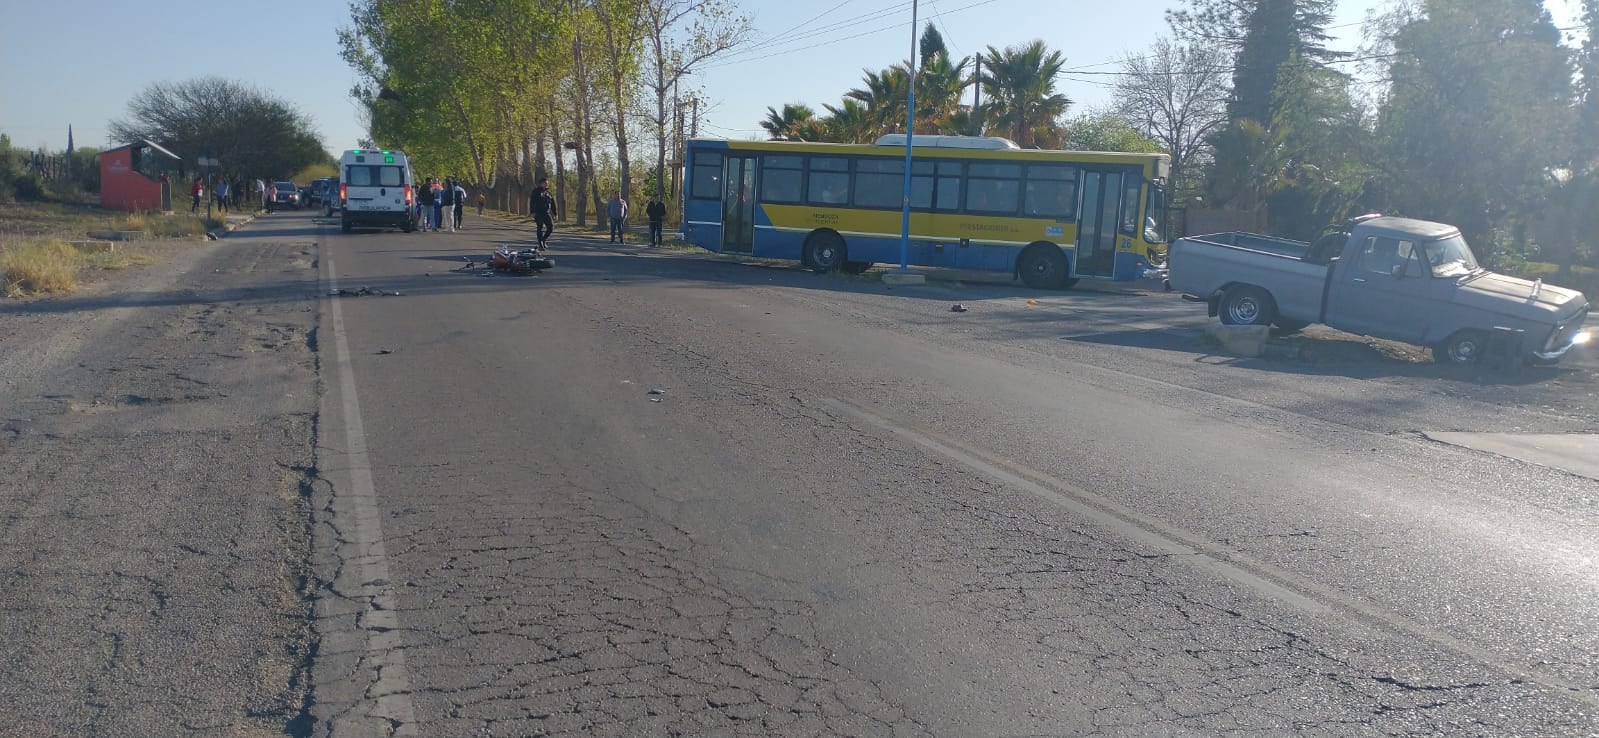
[722,154,757,253]
[1075,169,1127,278]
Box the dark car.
[310,177,337,207]
[273,181,302,209]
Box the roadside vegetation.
[0,200,216,297]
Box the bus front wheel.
[804,231,846,273]
[1018,243,1070,289]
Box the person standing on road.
[645,195,667,247]
[452,180,467,230]
[607,190,628,244]
[265,181,276,213]
[418,178,435,231]
[475,191,486,217]
[434,178,451,233]
[215,180,229,213]
[191,177,204,213]
[530,177,555,247]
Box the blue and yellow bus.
[680,135,1170,287]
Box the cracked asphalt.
[4,209,1597,737]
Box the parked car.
[273,181,302,209]
[309,177,337,207]
[1167,214,1591,366]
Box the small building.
[99,139,181,212]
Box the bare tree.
[1112,38,1229,196]
[642,0,751,199]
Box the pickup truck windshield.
[1424,235,1479,278]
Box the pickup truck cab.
[1168,215,1591,365]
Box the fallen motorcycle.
[458,244,554,275]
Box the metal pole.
[972,53,982,136]
[898,0,918,272]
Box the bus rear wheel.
[804,231,846,273]
[1018,243,1070,289]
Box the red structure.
[99,140,180,212]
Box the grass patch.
[1514,261,1598,300]
[0,237,157,297]
[0,200,221,242]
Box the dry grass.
[0,201,221,242]
[0,237,156,297]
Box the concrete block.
[69,240,116,253]
[881,271,926,286]
[86,230,145,242]
[1205,324,1271,357]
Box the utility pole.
[897,0,918,273]
[971,53,982,136]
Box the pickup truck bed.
[1167,233,1327,325]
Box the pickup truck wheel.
[1435,330,1488,366]
[1018,244,1070,289]
[1219,286,1277,326]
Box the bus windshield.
[1144,184,1168,244]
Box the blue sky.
[0,0,1585,155]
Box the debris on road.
[328,287,402,297]
[648,388,666,395]
[376,349,394,355]
[950,303,969,313]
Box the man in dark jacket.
[645,196,667,247]
[530,177,555,246]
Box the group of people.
[184,176,241,214]
[416,177,471,232]
[525,180,669,249]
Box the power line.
[708,1,916,67]
[702,0,1004,71]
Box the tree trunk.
[654,46,669,201]
[550,111,568,222]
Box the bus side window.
[760,155,803,203]
[807,157,850,205]
[1023,165,1077,219]
[965,163,1021,215]
[935,160,961,211]
[689,152,722,200]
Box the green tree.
[979,40,1071,147]
[760,103,817,140]
[919,22,946,66]
[108,77,326,180]
[916,52,970,134]
[822,99,875,143]
[1062,110,1163,152]
[1373,0,1575,261]
[847,67,909,136]
[1113,38,1230,199]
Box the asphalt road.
[4,208,1597,737]
[299,209,1598,737]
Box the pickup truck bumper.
[1532,328,1591,363]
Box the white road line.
[321,251,419,736]
[818,397,1599,706]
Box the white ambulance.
[338,149,417,233]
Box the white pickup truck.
[1168,215,1591,365]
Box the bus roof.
[689,137,1169,173]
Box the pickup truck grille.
[1546,306,1589,351]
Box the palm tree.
[847,67,909,135]
[760,104,817,140]
[981,40,1072,147]
[823,99,875,143]
[917,52,970,134]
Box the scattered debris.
[328,287,402,297]
[649,398,663,403]
[648,388,666,395]
[950,303,969,313]
[205,232,220,241]
[376,349,394,355]
[1026,299,1039,306]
